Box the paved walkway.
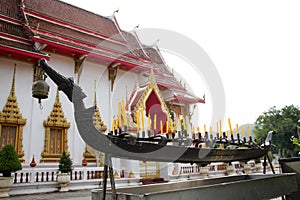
[7,189,92,200]
[6,188,284,200]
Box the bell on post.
[32,69,49,105]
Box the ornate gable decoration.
[134,70,169,116]
[0,65,26,160]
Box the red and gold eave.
[31,35,150,73]
[1,0,152,70]
[0,15,50,63]
[0,42,50,63]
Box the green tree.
[253,105,300,157]
[58,151,72,173]
[0,144,22,177]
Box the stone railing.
[10,166,140,196]
[8,161,278,196]
[180,163,201,174]
[169,163,204,181]
[12,167,105,184]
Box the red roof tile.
[0,1,48,62]
[0,0,202,104]
[24,0,123,41]
[0,0,21,19]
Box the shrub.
[58,151,72,173]
[0,144,22,177]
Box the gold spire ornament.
[0,65,26,161]
[84,82,107,165]
[41,90,70,162]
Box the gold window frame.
[40,90,70,163]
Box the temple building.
[0,0,204,179]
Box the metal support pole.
[267,154,275,174]
[108,156,117,200]
[102,154,117,200]
[102,161,108,200]
[263,155,267,174]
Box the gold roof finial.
[55,89,60,103]
[94,80,97,106]
[0,64,26,125]
[92,82,107,132]
[10,64,16,97]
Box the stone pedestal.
[0,176,13,198]
[57,174,70,192]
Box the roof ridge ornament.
[109,9,136,56]
[132,26,151,60]
[149,39,160,48]
[113,9,119,16]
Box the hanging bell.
[32,79,50,103]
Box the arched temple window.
[0,65,26,162]
[40,90,70,163]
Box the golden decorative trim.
[108,63,120,91]
[128,170,135,178]
[140,161,160,178]
[0,65,26,162]
[114,171,120,179]
[43,90,70,128]
[134,70,169,117]
[93,89,107,133]
[74,55,86,83]
[40,90,70,163]
[127,113,136,128]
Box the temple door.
[145,91,167,134]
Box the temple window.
[0,125,17,148]
[49,128,63,154]
[0,65,26,162]
[40,90,70,163]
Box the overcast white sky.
[61,0,300,129]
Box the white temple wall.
[0,58,40,164]
[120,159,140,178]
[47,54,138,165]
[1,55,187,174]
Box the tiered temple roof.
[0,0,204,104]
